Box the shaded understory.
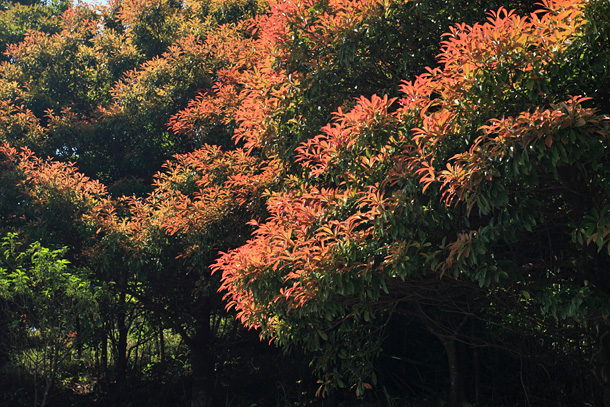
[0,316,599,407]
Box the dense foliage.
[0,0,609,406]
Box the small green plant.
[0,233,96,407]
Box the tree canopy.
[0,0,609,406]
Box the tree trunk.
[159,319,165,363]
[40,340,59,407]
[474,347,481,406]
[593,321,610,407]
[116,286,128,386]
[190,299,215,407]
[417,307,465,407]
[439,335,463,407]
[76,316,82,361]
[100,328,108,390]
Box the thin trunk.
[190,299,214,407]
[159,321,165,363]
[40,340,59,407]
[132,325,143,377]
[76,316,82,361]
[33,359,38,407]
[101,328,108,389]
[593,322,610,407]
[439,335,462,407]
[116,286,128,385]
[474,347,481,406]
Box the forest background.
[0,0,609,406]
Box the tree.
[213,0,610,405]
[0,1,66,59]
[0,139,279,406]
[0,0,279,403]
[90,144,280,406]
[0,233,96,407]
[0,143,128,396]
[169,0,542,165]
[0,0,263,193]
